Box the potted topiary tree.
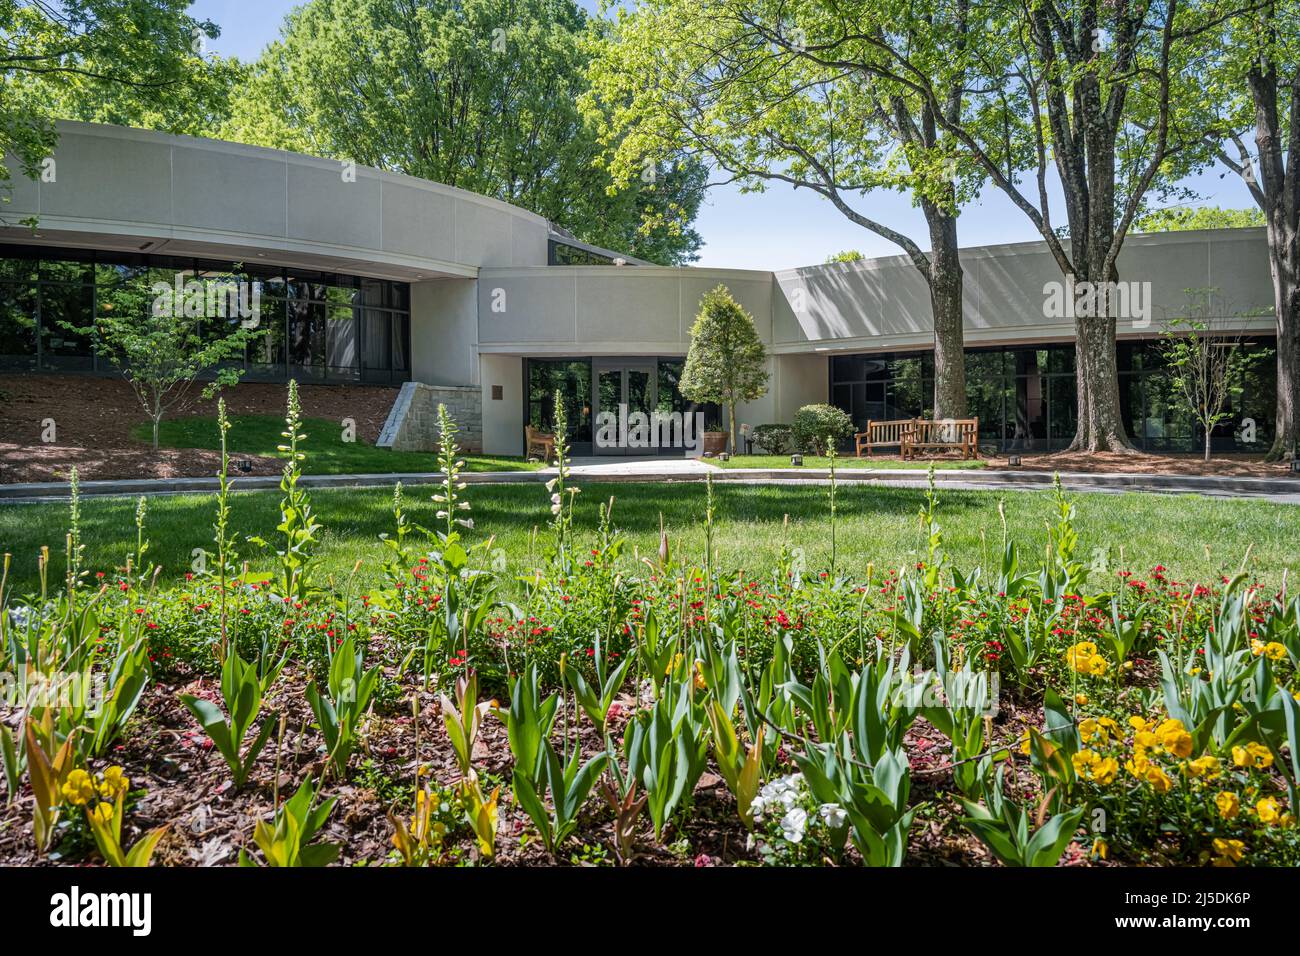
[680,285,769,454]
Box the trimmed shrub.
[750,424,794,455]
[791,404,854,454]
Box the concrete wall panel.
[480,354,524,455]
[172,145,288,237]
[41,130,172,225]
[287,162,382,249]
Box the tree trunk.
[926,205,967,420]
[728,402,736,455]
[152,415,160,451]
[1070,299,1134,452]
[1245,62,1299,461]
[1268,292,1300,460]
[1262,179,1300,461]
[1205,427,1212,463]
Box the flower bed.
[2,388,1297,868]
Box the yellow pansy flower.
[1073,748,1119,785]
[1256,797,1281,825]
[1144,765,1173,793]
[1215,791,1240,820]
[1186,756,1220,779]
[1075,693,1089,706]
[98,766,129,801]
[1129,716,1150,733]
[61,769,95,807]
[1125,752,1150,779]
[89,801,113,825]
[1231,743,1274,770]
[1093,756,1119,786]
[1067,642,1111,676]
[1212,838,1245,863]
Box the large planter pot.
[702,431,727,456]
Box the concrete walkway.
[546,456,716,477]
[2,461,1299,503]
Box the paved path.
[2,461,1299,503]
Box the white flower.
[780,807,808,844]
[818,803,847,829]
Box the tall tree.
[221,0,704,265]
[586,0,982,419]
[796,0,1231,451]
[1206,1,1299,460]
[0,0,227,220]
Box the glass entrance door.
[593,359,657,455]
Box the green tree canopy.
[584,0,984,418]
[220,0,704,265]
[680,285,769,452]
[1,0,232,219]
[1135,206,1266,232]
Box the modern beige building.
[0,122,1281,455]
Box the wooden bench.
[902,417,980,460]
[854,419,914,457]
[525,425,556,460]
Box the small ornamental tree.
[680,285,769,453]
[1158,292,1271,461]
[78,273,265,449]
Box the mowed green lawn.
[135,414,543,474]
[2,482,1295,594]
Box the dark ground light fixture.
[791,454,803,466]
[1008,454,1022,467]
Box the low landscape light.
[1291,459,1300,474]
[790,454,803,466]
[1008,454,1022,467]
[236,459,253,473]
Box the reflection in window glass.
[528,359,593,444]
[39,283,94,368]
[0,283,38,365]
[0,247,412,383]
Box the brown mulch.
[0,654,1061,868]
[992,449,1293,478]
[0,667,760,868]
[0,373,399,484]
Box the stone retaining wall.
[377,382,482,453]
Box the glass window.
[40,258,94,284]
[0,283,38,365]
[0,257,37,283]
[287,300,325,374]
[39,283,94,368]
[247,296,287,376]
[326,306,358,377]
[528,359,593,444]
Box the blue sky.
[190,0,1256,271]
